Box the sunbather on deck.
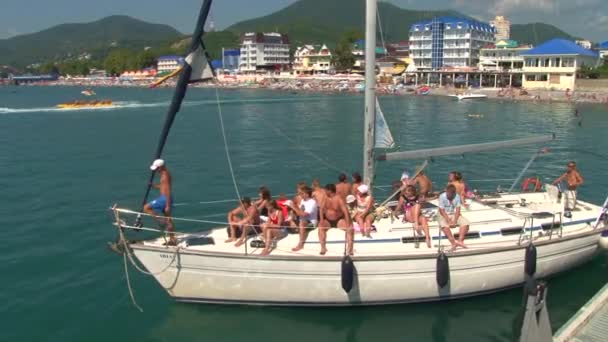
[260,200,286,256]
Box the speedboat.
[81,89,96,96]
[450,93,488,100]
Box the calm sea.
[1,85,607,341]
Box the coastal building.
[222,48,241,71]
[521,39,600,90]
[599,41,608,59]
[292,44,333,75]
[238,32,290,73]
[409,17,496,70]
[352,40,388,70]
[479,40,530,71]
[157,55,185,74]
[490,16,511,41]
[575,40,592,50]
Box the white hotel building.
[239,32,290,73]
[409,17,496,70]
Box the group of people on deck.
[143,158,583,254]
[222,169,480,255]
[224,173,374,256]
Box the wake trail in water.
[0,96,327,115]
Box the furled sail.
[374,98,395,149]
[377,134,555,161]
[140,0,215,208]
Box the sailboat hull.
[131,231,599,306]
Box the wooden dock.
[554,282,608,341]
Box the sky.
[0,0,606,42]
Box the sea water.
[1,85,607,341]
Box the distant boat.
[450,93,487,100]
[417,86,430,95]
[81,89,96,96]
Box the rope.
[215,88,257,249]
[122,249,143,312]
[254,112,346,174]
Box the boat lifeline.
[108,0,608,306]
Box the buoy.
[598,230,608,250]
[524,244,537,276]
[341,255,354,293]
[436,252,450,288]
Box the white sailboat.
[449,93,488,100]
[109,0,608,306]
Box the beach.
[5,74,608,105]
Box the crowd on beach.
[8,75,608,104]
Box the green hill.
[0,15,184,67]
[510,23,578,46]
[227,0,468,46]
[227,0,578,48]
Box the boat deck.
[129,191,603,258]
[554,282,608,341]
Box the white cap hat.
[357,184,369,194]
[150,159,165,171]
[401,171,410,181]
[346,194,356,203]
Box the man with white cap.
[144,158,175,245]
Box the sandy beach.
[5,75,608,105]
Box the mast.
[362,0,377,187]
[139,0,214,209]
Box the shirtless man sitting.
[226,197,261,247]
[553,161,584,210]
[335,173,352,200]
[412,170,434,200]
[143,159,176,245]
[319,184,353,255]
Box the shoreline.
[3,78,608,105]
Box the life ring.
[521,177,542,192]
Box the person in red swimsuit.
[261,200,286,255]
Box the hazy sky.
[0,0,606,42]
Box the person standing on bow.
[553,161,584,210]
[143,159,176,245]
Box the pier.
[554,281,608,341]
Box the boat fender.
[436,252,450,288]
[341,255,354,293]
[598,230,608,250]
[524,244,537,276]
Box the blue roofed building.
[599,41,608,59]
[409,16,496,70]
[521,39,600,90]
[221,48,241,71]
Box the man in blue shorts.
[144,159,175,245]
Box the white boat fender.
[598,230,608,250]
[341,255,354,293]
[436,252,450,288]
[524,244,537,276]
